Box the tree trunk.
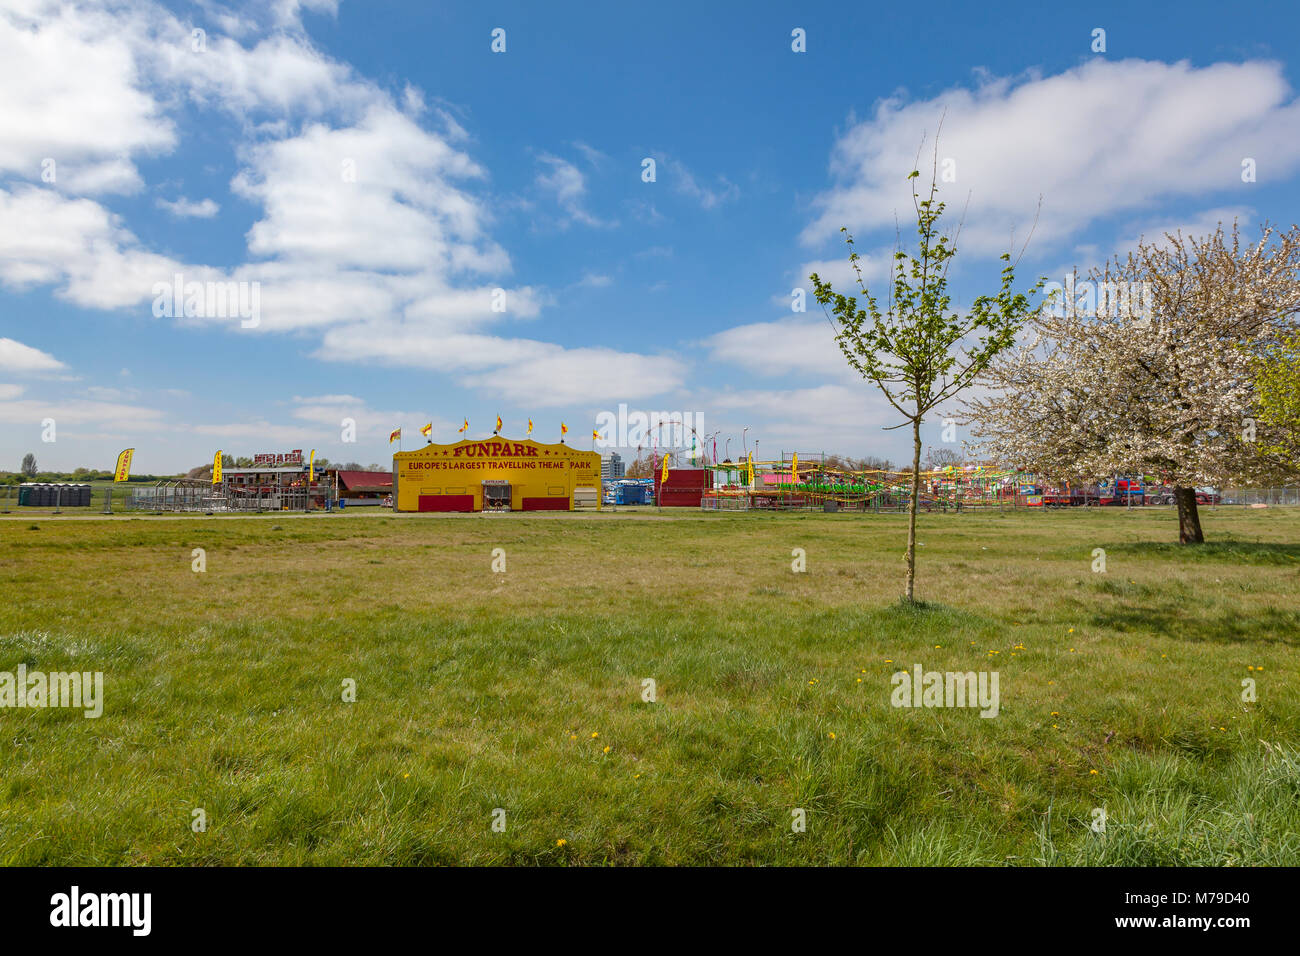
[904,418,922,602]
[1174,486,1205,544]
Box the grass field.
[1,507,1297,865]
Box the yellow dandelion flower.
[556,839,567,847]
[828,732,836,739]
[1089,769,1099,775]
[603,745,611,753]
[591,732,599,738]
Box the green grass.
[0,507,1297,865]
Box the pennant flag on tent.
[458,419,469,434]
[420,423,433,438]
[389,428,401,444]
[527,419,533,436]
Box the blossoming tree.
[965,222,1300,543]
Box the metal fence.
[125,483,312,512]
[1214,488,1300,506]
[699,487,1300,513]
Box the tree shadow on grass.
[1104,540,1300,566]
[1087,603,1300,646]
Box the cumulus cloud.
[0,336,66,373]
[0,0,677,404]
[704,317,854,381]
[804,59,1300,255]
[0,3,174,194]
[313,319,687,406]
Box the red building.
[654,467,713,507]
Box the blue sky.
[2,0,1299,473]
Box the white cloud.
[797,249,894,297]
[0,395,166,428]
[654,154,739,209]
[463,347,687,407]
[157,196,220,218]
[313,319,687,406]
[535,152,611,228]
[572,141,609,169]
[0,0,684,414]
[233,106,500,272]
[0,185,185,309]
[0,2,174,194]
[704,317,854,381]
[693,383,907,459]
[804,59,1300,255]
[0,336,66,373]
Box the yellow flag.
[561,422,568,437]
[495,415,503,433]
[113,448,134,483]
[309,449,316,483]
[592,428,599,442]
[747,452,753,488]
[420,423,432,438]
[212,450,223,486]
[389,428,401,444]
[791,452,799,483]
[459,418,469,434]
[527,419,533,436]
[661,452,670,484]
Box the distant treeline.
[0,470,172,484]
